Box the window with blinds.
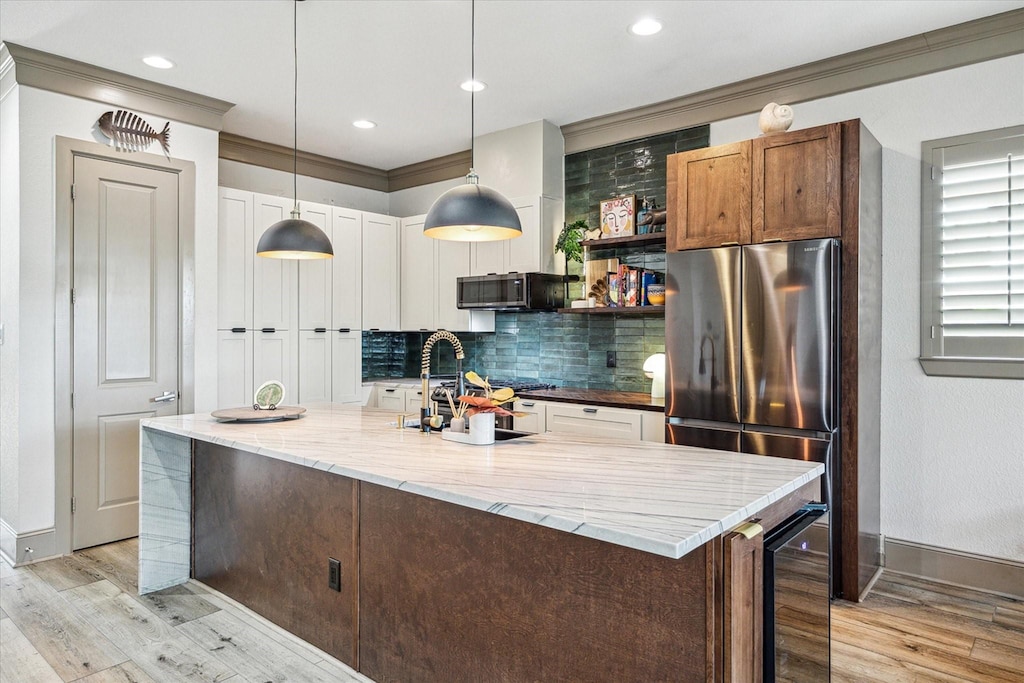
[920,126,1024,380]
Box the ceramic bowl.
[647,284,666,305]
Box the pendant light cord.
[470,0,475,171]
[292,0,299,212]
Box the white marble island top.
[141,403,822,560]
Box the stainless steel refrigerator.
[665,238,840,587]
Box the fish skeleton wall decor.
[97,110,171,158]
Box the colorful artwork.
[599,195,636,238]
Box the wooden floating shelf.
[581,233,667,249]
[557,305,665,315]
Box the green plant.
[555,220,587,264]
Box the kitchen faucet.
[420,330,466,432]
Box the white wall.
[0,84,220,547]
[218,159,389,215]
[712,54,1024,563]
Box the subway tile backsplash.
[362,125,707,393]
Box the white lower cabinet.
[254,330,298,401]
[217,330,253,409]
[641,411,666,443]
[331,331,363,403]
[405,387,427,414]
[298,331,332,403]
[376,386,406,412]
[512,399,550,434]
[545,403,643,441]
[298,330,363,404]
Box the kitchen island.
[140,403,822,682]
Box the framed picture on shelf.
[599,195,636,238]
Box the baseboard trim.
[0,520,59,566]
[884,537,1024,600]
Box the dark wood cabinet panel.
[723,528,764,683]
[667,141,752,251]
[752,123,842,242]
[359,482,711,683]
[192,443,359,667]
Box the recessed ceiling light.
[630,18,662,36]
[460,79,486,92]
[352,120,376,129]
[143,55,175,69]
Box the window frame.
[919,125,1024,380]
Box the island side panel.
[359,481,712,683]
[192,442,359,668]
[139,427,192,593]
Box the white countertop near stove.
[142,403,822,560]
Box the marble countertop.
[517,388,665,412]
[141,404,821,560]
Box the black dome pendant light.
[257,0,333,260]
[423,0,521,241]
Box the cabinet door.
[512,399,548,434]
[405,387,426,414]
[545,404,642,441]
[297,203,332,330]
[331,331,362,403]
[470,239,507,276]
[667,142,752,251]
[641,411,666,443]
[253,329,297,398]
[298,330,331,403]
[217,188,253,330]
[332,207,362,329]
[377,387,405,412]
[723,527,764,683]
[253,194,297,330]
[361,213,400,330]
[400,215,435,331]
[436,239,470,331]
[217,329,252,409]
[752,123,841,243]
[507,197,540,274]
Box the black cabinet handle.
[522,401,535,407]
[583,407,598,414]
[261,327,276,333]
[230,327,246,333]
[385,389,396,393]
[314,327,327,333]
[337,327,351,333]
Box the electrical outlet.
[606,351,617,368]
[328,557,341,592]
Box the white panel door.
[72,156,179,549]
[400,215,435,331]
[470,239,507,276]
[331,330,362,403]
[253,329,297,399]
[253,193,297,330]
[361,213,400,330]
[217,329,253,409]
[297,202,332,330]
[507,196,541,274]
[298,330,332,403]
[436,239,469,331]
[332,207,362,330]
[217,188,253,330]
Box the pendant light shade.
[423,175,522,241]
[258,0,333,260]
[425,0,520,242]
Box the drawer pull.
[583,407,598,414]
[384,389,396,393]
[314,327,327,333]
[230,327,246,333]
[261,327,276,333]
[521,401,535,407]
[337,327,351,333]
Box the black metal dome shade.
[423,181,522,241]
[256,213,334,259]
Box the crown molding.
[387,150,471,192]
[0,42,234,130]
[562,8,1024,154]
[219,133,390,192]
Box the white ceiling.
[1,0,1021,170]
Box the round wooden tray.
[211,406,306,423]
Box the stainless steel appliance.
[665,238,840,594]
[764,503,830,682]
[457,272,565,311]
[431,379,557,429]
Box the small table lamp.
[643,353,666,399]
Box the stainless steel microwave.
[456,272,565,311]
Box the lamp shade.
[256,217,334,259]
[643,352,666,399]
[423,183,522,241]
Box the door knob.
[150,391,177,403]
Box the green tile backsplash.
[363,125,707,392]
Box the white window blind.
[920,126,1024,380]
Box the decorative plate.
[211,406,306,423]
[254,380,286,410]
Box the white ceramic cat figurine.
[758,102,794,135]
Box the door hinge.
[71,184,76,201]
[71,497,76,514]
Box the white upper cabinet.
[253,193,297,330]
[400,215,434,332]
[217,188,254,330]
[470,195,563,276]
[297,203,332,330]
[332,207,362,330]
[361,212,401,331]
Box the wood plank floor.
[1,539,1022,682]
